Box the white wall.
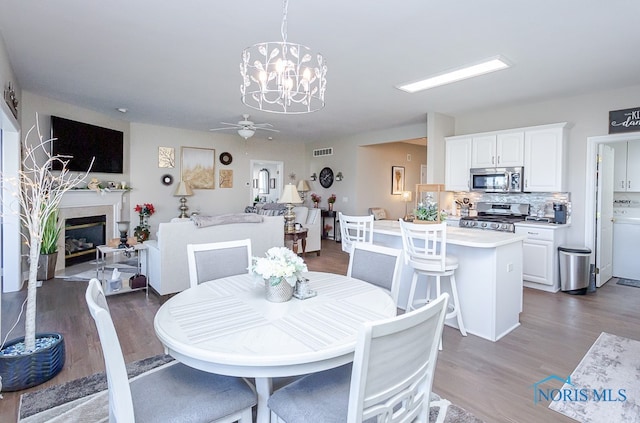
[306,121,428,215]
[129,123,307,237]
[0,33,22,295]
[452,84,640,246]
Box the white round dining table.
[154,271,397,423]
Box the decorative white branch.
[2,115,92,352]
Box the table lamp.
[116,221,130,249]
[279,184,303,233]
[402,191,413,220]
[174,181,194,218]
[296,179,310,201]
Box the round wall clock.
[319,167,334,188]
[161,174,174,186]
[219,152,233,165]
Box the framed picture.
[219,169,233,188]
[158,147,175,168]
[181,147,215,189]
[391,166,405,195]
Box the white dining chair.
[268,293,450,422]
[338,212,374,254]
[399,219,467,348]
[347,242,403,305]
[85,278,256,423]
[187,238,252,288]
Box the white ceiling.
[1,1,639,143]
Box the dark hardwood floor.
[1,239,638,422]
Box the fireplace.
[64,215,106,266]
[57,190,126,271]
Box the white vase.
[265,278,294,302]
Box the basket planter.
[0,332,65,391]
[265,279,294,302]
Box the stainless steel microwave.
[470,167,524,193]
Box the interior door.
[596,144,615,287]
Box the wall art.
[391,166,405,195]
[181,147,215,189]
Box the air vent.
[313,147,333,157]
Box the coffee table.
[284,228,308,256]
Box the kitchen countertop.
[373,220,526,248]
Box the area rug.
[616,278,640,288]
[19,354,484,423]
[548,332,640,422]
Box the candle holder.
[117,221,130,249]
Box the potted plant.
[133,203,155,242]
[0,118,91,391]
[36,208,61,281]
[327,194,336,211]
[414,202,447,223]
[310,193,321,208]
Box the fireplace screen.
[65,215,106,266]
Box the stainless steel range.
[459,202,530,232]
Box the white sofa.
[144,215,284,295]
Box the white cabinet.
[612,141,640,192]
[445,137,472,191]
[523,124,567,192]
[471,132,524,168]
[515,224,567,292]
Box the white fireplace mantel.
[57,189,127,271]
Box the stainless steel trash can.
[558,246,592,295]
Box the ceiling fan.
[210,114,279,139]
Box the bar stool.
[399,219,466,347]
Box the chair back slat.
[399,219,447,272]
[348,293,449,422]
[187,239,252,288]
[85,279,135,422]
[339,213,374,254]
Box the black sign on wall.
[609,107,640,134]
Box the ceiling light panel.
[397,57,510,93]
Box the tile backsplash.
[451,192,571,218]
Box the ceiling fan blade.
[209,127,236,132]
[220,121,243,127]
[255,127,280,133]
[252,123,274,128]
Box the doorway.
[249,160,283,203]
[585,131,640,287]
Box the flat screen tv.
[51,116,124,174]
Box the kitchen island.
[373,220,526,342]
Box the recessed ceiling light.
[396,57,510,93]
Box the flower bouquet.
[327,194,336,210]
[310,193,321,207]
[134,203,155,242]
[251,247,308,302]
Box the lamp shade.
[174,181,194,197]
[402,191,413,202]
[296,180,311,192]
[278,184,303,204]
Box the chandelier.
[240,0,327,114]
